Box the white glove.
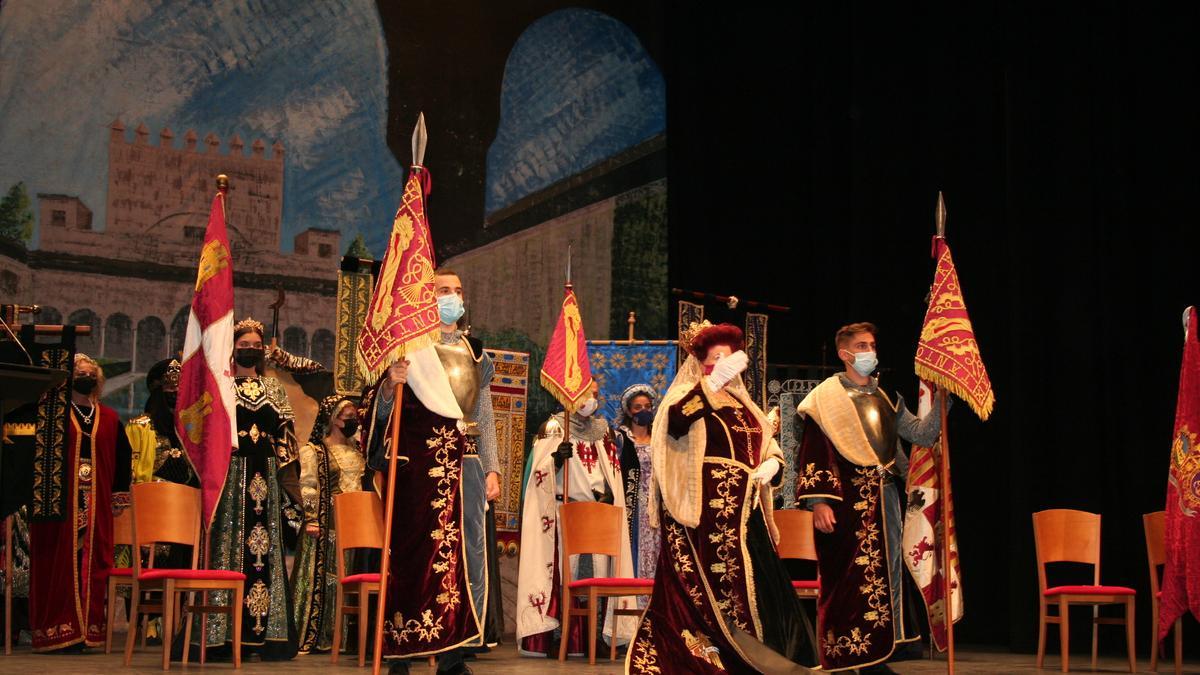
[751,457,781,486]
[706,350,750,391]
[765,407,780,435]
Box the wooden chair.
[557,501,653,665]
[104,505,135,653]
[773,509,820,599]
[123,482,245,670]
[331,490,384,667]
[1032,509,1136,673]
[1143,511,1183,675]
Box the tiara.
[679,320,714,355]
[235,316,265,334]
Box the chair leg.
[558,593,571,662]
[1151,599,1160,672]
[232,585,243,669]
[1125,597,1136,674]
[1059,598,1070,673]
[1037,602,1047,669]
[199,591,207,666]
[182,591,194,666]
[1173,619,1182,675]
[358,591,370,668]
[1091,605,1099,671]
[161,580,175,671]
[105,577,117,654]
[123,582,140,666]
[587,589,599,666]
[331,585,344,665]
[610,603,619,662]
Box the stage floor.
[2,642,1196,674]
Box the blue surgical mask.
[848,351,878,377]
[437,293,465,325]
[632,409,654,427]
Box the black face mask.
[339,419,360,438]
[235,348,264,369]
[163,392,178,410]
[73,376,98,396]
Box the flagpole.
[935,191,955,675]
[562,245,572,506]
[372,381,404,675]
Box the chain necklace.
[71,400,96,426]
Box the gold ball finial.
[216,174,230,190]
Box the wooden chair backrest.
[333,491,384,561]
[1143,510,1166,594]
[130,482,201,574]
[559,501,623,561]
[773,509,818,561]
[1032,509,1101,591]
[113,503,134,548]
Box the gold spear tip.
[216,174,230,190]
[935,191,947,237]
[411,112,428,168]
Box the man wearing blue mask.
[794,322,943,674]
[368,267,501,675]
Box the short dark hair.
[835,322,877,349]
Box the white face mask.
[576,398,599,417]
[845,350,878,377]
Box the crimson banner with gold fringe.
[539,287,593,411]
[355,168,439,383]
[915,237,994,420]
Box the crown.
[165,359,182,386]
[234,316,265,335]
[679,320,714,355]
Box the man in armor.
[795,322,942,673]
[364,268,497,675]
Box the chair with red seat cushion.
[123,482,245,670]
[331,491,385,667]
[557,501,654,665]
[1032,509,1136,673]
[1143,511,1183,675]
[104,508,135,654]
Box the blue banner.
[588,344,677,423]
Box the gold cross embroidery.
[729,410,762,454]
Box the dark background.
[383,1,1199,655]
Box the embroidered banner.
[743,312,768,409]
[587,344,676,423]
[1161,305,1200,636]
[676,301,704,368]
[334,265,373,396]
[540,287,593,411]
[485,348,529,536]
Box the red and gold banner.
[1161,306,1200,636]
[355,168,440,384]
[915,237,995,420]
[903,380,964,651]
[176,188,239,527]
[540,287,593,411]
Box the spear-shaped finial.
[216,174,229,191]
[936,191,947,237]
[411,112,428,168]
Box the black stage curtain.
[665,1,1199,655]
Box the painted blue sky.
[485,8,666,216]
[0,0,404,253]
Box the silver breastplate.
[846,388,897,466]
[435,338,481,434]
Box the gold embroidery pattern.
[683,629,726,669]
[629,619,663,673]
[796,462,841,491]
[239,423,263,444]
[246,523,270,571]
[824,626,872,658]
[248,472,268,514]
[824,467,890,658]
[728,409,762,458]
[33,347,70,520]
[682,395,703,417]
[387,609,443,645]
[237,378,265,401]
[245,579,270,635]
[428,426,463,612]
[665,522,703,606]
[707,465,749,630]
